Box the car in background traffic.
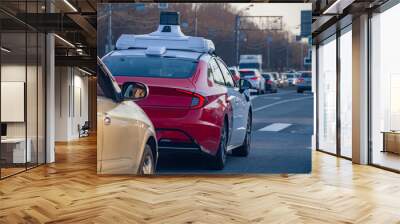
[297,71,312,93]
[261,73,278,93]
[294,72,302,85]
[277,73,289,87]
[104,12,253,170]
[269,72,281,87]
[97,57,158,175]
[239,69,266,94]
[286,73,297,86]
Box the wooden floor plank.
[1,135,400,223]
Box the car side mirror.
[239,79,253,93]
[121,82,149,101]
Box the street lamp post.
[235,15,240,65]
[235,4,253,65]
[108,4,112,52]
[194,3,198,36]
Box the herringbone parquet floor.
[1,135,400,224]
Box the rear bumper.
[265,84,275,90]
[158,137,201,151]
[297,85,311,90]
[146,108,222,156]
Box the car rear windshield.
[301,73,311,78]
[240,71,256,77]
[103,55,198,78]
[286,74,294,78]
[239,63,260,70]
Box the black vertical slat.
[36,0,39,167]
[315,45,319,151]
[25,0,28,171]
[367,11,373,165]
[0,14,2,179]
[336,29,341,157]
[72,68,75,118]
[44,1,47,164]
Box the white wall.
[55,67,89,141]
[1,65,34,138]
[1,63,46,164]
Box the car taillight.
[250,77,259,80]
[266,80,273,84]
[298,78,304,83]
[175,89,207,109]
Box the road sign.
[135,3,145,11]
[304,57,311,66]
[300,11,312,37]
[158,3,168,9]
[304,49,312,66]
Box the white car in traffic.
[238,69,266,94]
[97,57,158,175]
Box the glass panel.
[371,4,400,171]
[1,30,28,177]
[340,29,352,158]
[318,37,337,154]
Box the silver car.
[297,72,312,93]
[238,69,266,94]
[97,57,158,175]
[286,73,297,86]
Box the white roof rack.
[116,25,215,54]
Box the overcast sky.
[230,3,312,35]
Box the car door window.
[97,63,120,102]
[209,59,225,85]
[216,59,235,88]
[97,82,105,96]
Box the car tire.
[232,113,252,157]
[212,120,228,170]
[138,144,155,175]
[297,89,303,93]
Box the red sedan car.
[102,13,253,169]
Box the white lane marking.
[251,91,292,100]
[251,91,298,101]
[262,91,294,97]
[268,97,282,100]
[258,123,292,132]
[253,96,313,112]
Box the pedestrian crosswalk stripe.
[258,123,292,132]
